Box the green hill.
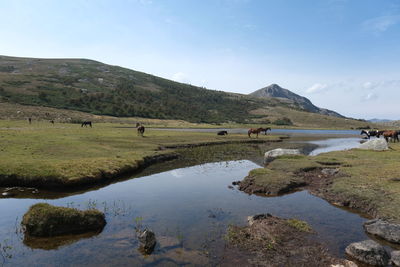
[0,55,369,128]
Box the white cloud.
[305,83,328,94]
[363,15,400,34]
[363,81,373,89]
[172,72,191,84]
[362,92,378,102]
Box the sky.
[0,0,399,119]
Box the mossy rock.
[21,203,106,237]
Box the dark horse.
[261,127,271,135]
[217,130,228,136]
[81,121,92,127]
[137,125,145,137]
[248,128,264,138]
[360,130,379,139]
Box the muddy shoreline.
[237,166,376,220]
[222,213,355,266]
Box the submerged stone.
[21,203,106,237]
[345,240,389,266]
[138,229,157,254]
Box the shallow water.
[0,136,375,266]
[305,137,362,156]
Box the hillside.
[249,84,343,117]
[0,55,368,128]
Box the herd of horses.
[80,121,270,138]
[361,129,400,142]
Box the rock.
[321,168,339,176]
[391,251,400,266]
[264,148,301,163]
[345,240,389,266]
[138,229,157,254]
[247,213,272,226]
[232,181,240,185]
[21,203,106,237]
[227,185,234,189]
[364,219,400,244]
[331,260,358,267]
[359,139,388,151]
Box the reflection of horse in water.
[81,121,92,127]
[137,125,145,137]
[248,128,264,138]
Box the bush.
[273,117,293,126]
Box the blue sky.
[1,0,399,119]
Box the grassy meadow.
[0,120,280,188]
[246,144,400,221]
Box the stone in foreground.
[359,139,388,151]
[345,240,389,266]
[22,203,106,237]
[364,219,400,244]
[138,229,157,254]
[391,251,400,266]
[264,148,301,163]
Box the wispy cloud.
[362,92,378,102]
[305,83,328,94]
[363,14,400,34]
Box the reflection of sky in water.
[307,138,361,156]
[0,160,370,265]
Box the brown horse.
[137,125,145,137]
[381,130,399,143]
[248,128,264,138]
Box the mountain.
[249,84,343,118]
[367,118,394,123]
[0,55,369,128]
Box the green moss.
[286,219,312,232]
[21,203,106,237]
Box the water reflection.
[0,160,370,266]
[306,138,361,156]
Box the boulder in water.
[364,219,400,244]
[345,240,389,266]
[21,203,106,237]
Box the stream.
[0,133,376,266]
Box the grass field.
[245,143,400,222]
[0,120,280,188]
[0,101,375,130]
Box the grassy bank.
[0,120,281,189]
[241,143,400,222]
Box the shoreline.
[0,138,282,191]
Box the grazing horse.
[360,130,378,139]
[137,125,145,137]
[382,130,399,143]
[81,121,92,127]
[217,130,228,136]
[260,127,271,135]
[248,128,264,138]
